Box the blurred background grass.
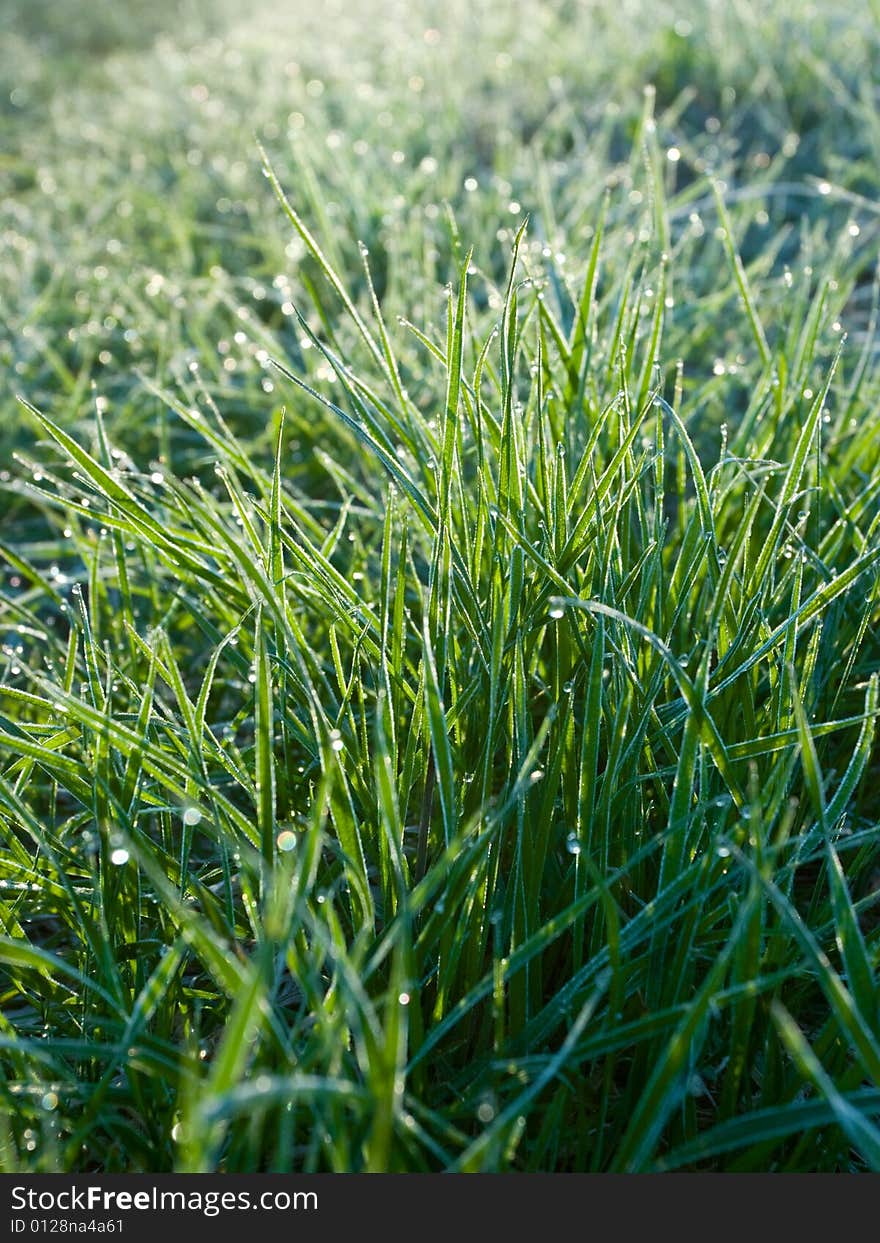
[2,0,878,501]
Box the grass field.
[2,0,880,1172]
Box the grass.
[1,0,880,1172]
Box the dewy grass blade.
[254,607,276,867]
[421,613,456,851]
[772,1002,880,1170]
[712,181,773,369]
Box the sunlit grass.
[1,0,880,1173]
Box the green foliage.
[1,0,880,1173]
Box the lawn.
[2,0,880,1172]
